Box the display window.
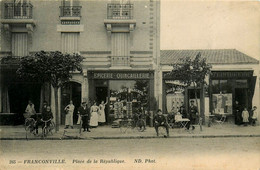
[109,80,149,118]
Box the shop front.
[88,71,154,124]
[209,71,256,120]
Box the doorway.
[235,88,248,109]
[96,87,108,104]
[61,82,82,125]
[8,83,41,125]
[96,87,108,122]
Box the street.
[0,137,260,170]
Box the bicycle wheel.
[48,121,55,135]
[136,119,145,132]
[42,127,48,138]
[120,120,129,133]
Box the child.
[242,107,249,126]
[251,106,258,126]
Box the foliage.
[16,51,83,87]
[169,52,211,87]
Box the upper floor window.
[107,0,133,19]
[4,0,33,19]
[12,33,28,57]
[60,0,81,17]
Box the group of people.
[64,100,108,132]
[25,100,53,135]
[234,101,258,126]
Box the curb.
[1,134,260,140]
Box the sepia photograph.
[0,0,259,169]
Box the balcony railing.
[107,4,133,19]
[4,3,33,19]
[111,56,131,67]
[60,6,82,17]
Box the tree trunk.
[54,87,59,132]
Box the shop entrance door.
[235,88,248,109]
[61,82,81,125]
[96,87,108,122]
[96,87,108,104]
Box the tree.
[168,53,211,123]
[17,51,83,131]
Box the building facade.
[160,49,260,124]
[0,0,160,125]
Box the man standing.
[78,102,90,132]
[234,101,241,125]
[188,100,198,130]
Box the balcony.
[110,56,131,68]
[59,6,82,25]
[4,3,33,19]
[60,6,81,17]
[104,4,136,33]
[107,4,133,20]
[1,3,36,34]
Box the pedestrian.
[64,100,74,129]
[234,101,242,125]
[89,101,99,128]
[41,101,48,114]
[25,100,39,135]
[250,106,258,126]
[179,106,187,118]
[41,106,53,130]
[98,99,107,125]
[242,107,249,126]
[25,100,36,117]
[154,109,169,137]
[78,102,91,132]
[187,100,198,130]
[251,106,258,126]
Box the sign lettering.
[92,72,150,79]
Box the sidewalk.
[0,123,260,140]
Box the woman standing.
[90,101,99,127]
[64,100,74,129]
[98,99,107,125]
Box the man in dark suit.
[78,102,90,132]
[154,109,169,137]
[187,100,198,130]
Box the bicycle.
[119,115,146,133]
[24,117,37,140]
[41,119,55,138]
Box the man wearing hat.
[154,109,169,137]
[78,102,91,132]
[188,100,198,130]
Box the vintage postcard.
[0,0,259,169]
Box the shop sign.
[211,71,253,78]
[114,88,144,96]
[166,87,185,94]
[91,72,150,79]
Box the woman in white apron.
[98,99,107,125]
[64,100,74,129]
[90,101,99,127]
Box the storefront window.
[211,79,232,114]
[212,80,220,93]
[235,79,248,88]
[109,80,149,118]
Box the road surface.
[0,137,260,170]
